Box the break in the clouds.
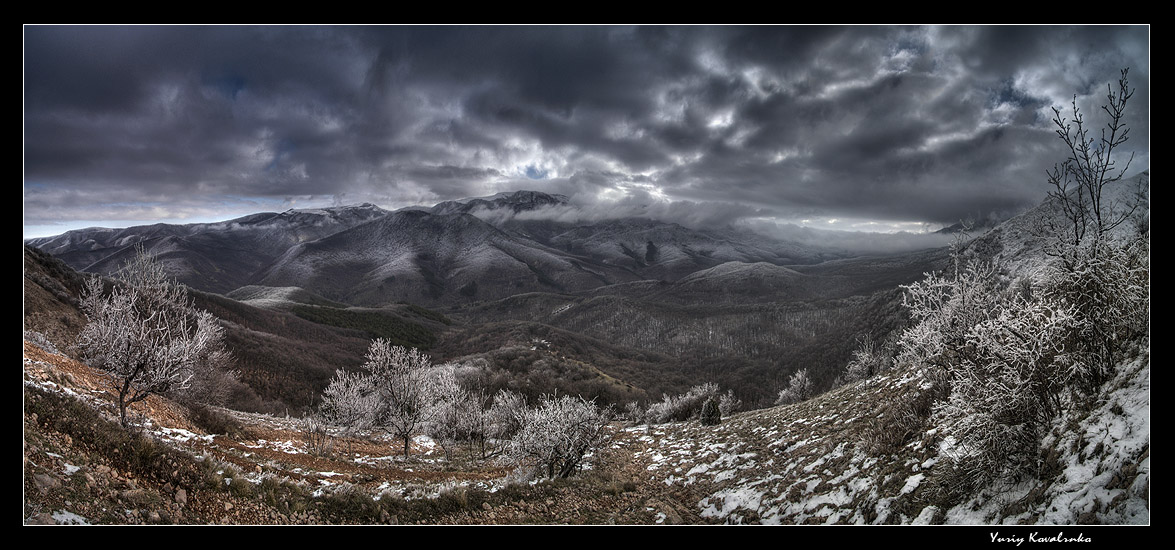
[23,25,1149,238]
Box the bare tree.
[76,247,230,427]
[1041,67,1150,386]
[1045,68,1142,252]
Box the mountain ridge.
[25,191,866,307]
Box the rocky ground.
[23,335,1149,527]
[22,341,713,525]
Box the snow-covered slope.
[635,338,1149,525]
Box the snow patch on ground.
[52,510,90,525]
[157,426,215,444]
[900,473,924,495]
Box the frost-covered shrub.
[1040,239,1150,391]
[897,238,1147,488]
[23,330,60,355]
[932,296,1086,486]
[303,416,333,456]
[507,394,611,479]
[775,368,814,405]
[422,364,478,457]
[622,401,645,424]
[645,383,720,424]
[489,389,528,441]
[838,336,894,385]
[897,259,1005,370]
[718,389,742,418]
[179,349,241,408]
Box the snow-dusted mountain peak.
[432,190,570,216]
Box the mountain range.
[23,172,1151,527]
[27,191,862,308]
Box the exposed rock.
[646,499,682,525]
[120,488,145,501]
[27,512,55,525]
[34,473,61,493]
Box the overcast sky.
[23,25,1150,239]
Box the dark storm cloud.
[24,25,1149,236]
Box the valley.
[23,24,1151,531]
[26,191,951,412]
[22,183,1150,527]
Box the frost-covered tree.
[361,340,435,457]
[179,344,240,407]
[489,389,528,441]
[76,247,230,427]
[1038,67,1150,389]
[422,363,487,459]
[319,367,380,441]
[457,388,496,459]
[507,394,612,479]
[775,368,815,405]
